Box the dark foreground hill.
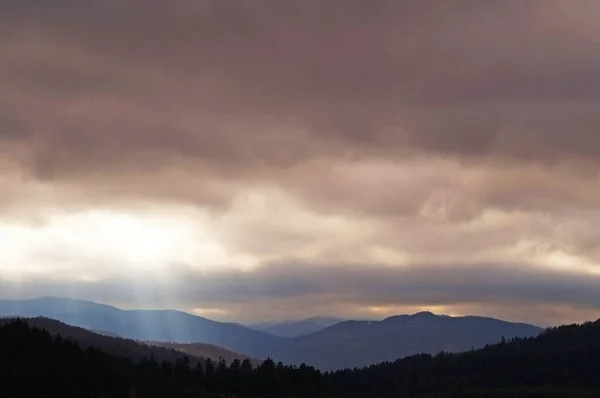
[0,316,255,365]
[0,319,326,398]
[2,318,600,397]
[328,319,600,397]
[0,297,543,370]
[0,316,203,365]
[149,340,262,365]
[0,297,284,358]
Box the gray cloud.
[3,261,600,326]
[1,1,600,196]
[3,1,600,168]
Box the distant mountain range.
[0,297,283,358]
[273,312,542,370]
[249,317,348,337]
[3,310,599,397]
[0,297,543,370]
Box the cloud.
[1,1,600,324]
[3,261,600,326]
[1,1,600,211]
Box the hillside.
[327,318,600,397]
[2,317,600,397]
[0,316,205,365]
[0,319,327,398]
[149,340,262,365]
[0,297,542,370]
[250,317,347,338]
[271,311,542,370]
[0,297,284,358]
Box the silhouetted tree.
[2,317,600,397]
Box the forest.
[1,318,599,397]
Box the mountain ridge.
[249,316,349,337]
[0,297,543,370]
[0,316,204,364]
[0,297,285,358]
[1,316,598,397]
[270,311,543,370]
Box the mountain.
[0,319,327,398]
[0,316,259,366]
[269,311,543,370]
[89,328,122,338]
[0,297,284,359]
[250,316,348,337]
[2,316,600,397]
[0,316,204,365]
[326,318,600,397]
[0,297,542,371]
[150,341,262,365]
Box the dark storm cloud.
[2,0,600,177]
[152,263,600,311]
[0,0,599,220]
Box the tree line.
[1,318,600,397]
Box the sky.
[1,1,600,326]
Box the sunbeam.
[0,209,235,283]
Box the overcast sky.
[2,1,600,326]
